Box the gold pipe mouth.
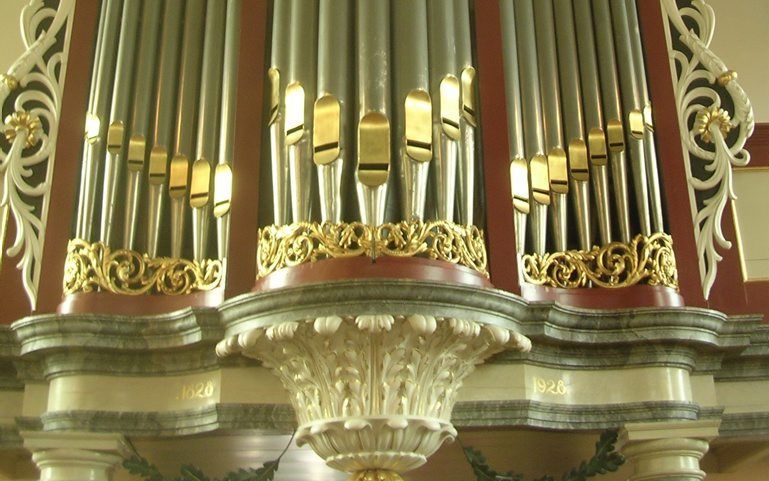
[349,470,405,481]
[257,220,488,279]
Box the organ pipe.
[356,0,391,226]
[76,0,122,241]
[123,0,162,251]
[554,0,591,251]
[99,0,140,246]
[500,0,528,254]
[514,0,549,255]
[573,0,612,245]
[394,0,431,222]
[170,0,205,259]
[146,0,183,258]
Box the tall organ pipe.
[99,0,140,246]
[76,0,122,241]
[123,0,162,251]
[626,0,664,233]
[554,0,591,250]
[315,0,351,223]
[592,0,632,243]
[146,0,183,258]
[428,0,459,223]
[534,0,567,252]
[268,0,291,225]
[514,0,548,255]
[455,0,476,226]
[573,0,612,245]
[356,0,391,226]
[286,0,318,223]
[608,0,651,237]
[500,0,528,254]
[170,0,205,259]
[394,0,430,222]
[215,0,241,260]
[192,0,226,262]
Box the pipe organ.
[257,0,487,280]
[501,0,676,290]
[66,0,240,296]
[61,0,679,300]
[3,2,763,481]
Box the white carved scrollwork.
[0,0,74,308]
[662,0,755,299]
[217,315,530,475]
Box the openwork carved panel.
[257,220,488,278]
[662,0,754,299]
[0,0,74,308]
[63,239,223,296]
[522,233,678,289]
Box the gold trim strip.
[63,239,223,296]
[521,232,678,289]
[257,220,488,278]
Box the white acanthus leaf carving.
[217,314,531,474]
[0,0,75,309]
[662,0,754,299]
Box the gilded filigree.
[256,220,488,278]
[522,233,678,289]
[63,239,223,296]
[4,111,42,148]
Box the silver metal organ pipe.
[146,0,183,258]
[214,0,241,261]
[76,0,122,241]
[170,0,205,259]
[534,0,567,252]
[356,0,391,226]
[268,0,291,226]
[500,0,528,254]
[455,0,476,226]
[192,0,226,262]
[428,0,459,223]
[99,0,140,246]
[609,0,651,237]
[286,0,318,223]
[626,0,664,233]
[573,0,612,246]
[315,0,351,223]
[514,0,548,255]
[394,0,430,222]
[554,0,591,251]
[123,0,162,251]
[592,0,632,243]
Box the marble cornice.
[2,280,765,378]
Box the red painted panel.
[475,0,520,294]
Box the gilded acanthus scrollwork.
[521,233,678,289]
[0,0,75,308]
[662,0,754,299]
[257,220,488,278]
[63,239,223,296]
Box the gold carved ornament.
[63,239,223,296]
[257,220,488,278]
[521,233,678,289]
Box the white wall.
[709,0,769,122]
[0,0,29,74]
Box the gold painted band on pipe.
[213,163,233,218]
[169,154,189,258]
[356,112,390,226]
[510,157,530,215]
[405,90,433,162]
[313,94,342,222]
